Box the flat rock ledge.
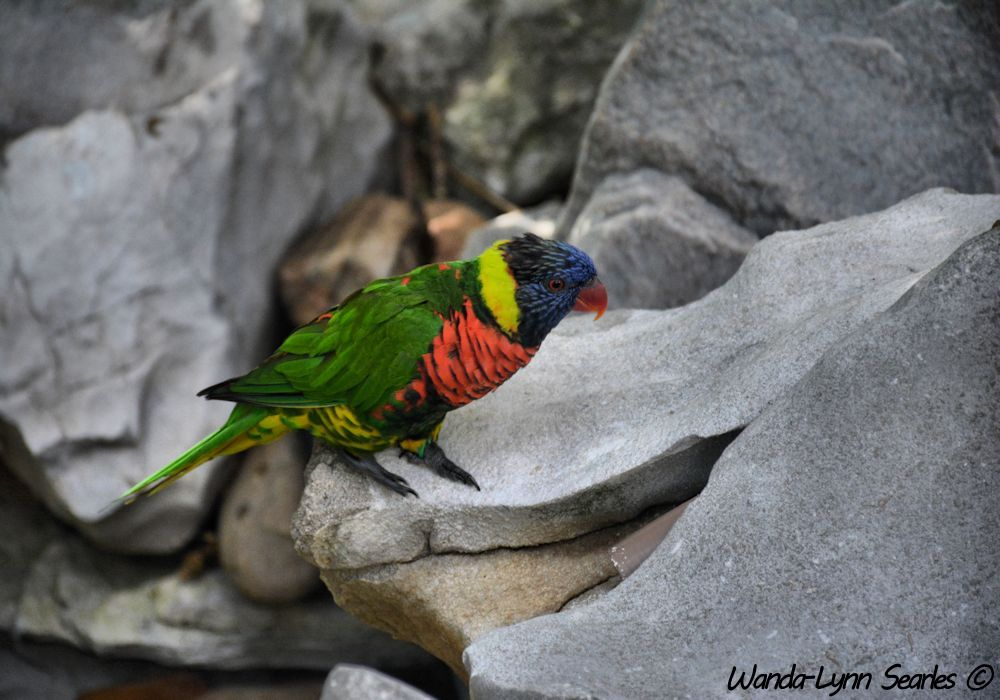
[292,190,1000,673]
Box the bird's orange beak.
[573,277,608,320]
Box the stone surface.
[466,224,1000,698]
[13,535,430,671]
[356,0,644,202]
[610,499,691,579]
[567,170,757,309]
[0,0,392,553]
[461,201,561,258]
[325,520,630,676]
[562,0,1000,237]
[218,440,319,604]
[0,458,436,677]
[0,0,244,137]
[322,664,434,700]
[293,190,1000,666]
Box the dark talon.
[341,450,419,497]
[424,443,481,491]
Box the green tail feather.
[117,405,268,505]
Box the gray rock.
[218,440,320,604]
[562,0,1000,237]
[357,0,644,202]
[465,223,1000,699]
[0,0,391,553]
[567,170,757,309]
[0,460,434,675]
[14,536,430,671]
[295,188,1000,568]
[322,664,434,700]
[1,98,236,555]
[461,201,562,258]
[0,0,245,137]
[293,190,1000,663]
[356,0,487,105]
[322,517,628,676]
[0,460,61,630]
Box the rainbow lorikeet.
[120,234,607,502]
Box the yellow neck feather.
[477,240,519,334]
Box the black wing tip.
[196,380,296,407]
[197,377,240,400]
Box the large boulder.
[567,170,757,309]
[355,0,645,202]
[466,223,1000,698]
[557,0,1000,292]
[0,0,245,137]
[292,190,1000,671]
[218,440,320,605]
[0,0,392,553]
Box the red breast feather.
[421,299,536,407]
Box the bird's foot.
[398,449,424,466]
[422,442,480,491]
[341,450,418,498]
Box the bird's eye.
[547,277,566,292]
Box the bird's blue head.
[480,233,607,348]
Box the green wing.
[200,267,463,412]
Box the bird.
[119,233,607,502]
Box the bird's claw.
[397,443,481,490]
[424,443,481,491]
[341,450,419,498]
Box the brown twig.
[426,103,448,200]
[443,160,518,213]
